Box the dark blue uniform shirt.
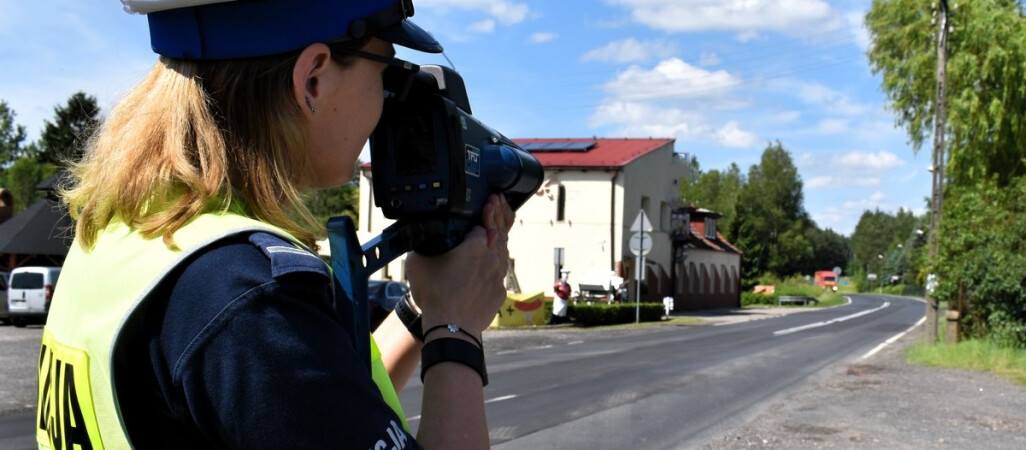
[113,232,422,449]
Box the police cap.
[122,0,443,60]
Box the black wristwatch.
[421,337,488,386]
[395,293,424,342]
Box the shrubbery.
[936,178,1026,349]
[568,303,664,326]
[741,291,776,306]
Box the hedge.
[568,302,664,326]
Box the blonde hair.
[63,53,321,249]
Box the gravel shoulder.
[697,324,1026,449]
[485,310,1026,450]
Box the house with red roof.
[357,137,696,306]
[669,205,743,310]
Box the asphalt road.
[399,294,923,448]
[0,323,41,450]
[0,295,921,449]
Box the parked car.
[0,271,8,325]
[7,266,61,327]
[367,279,409,330]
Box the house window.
[556,185,566,222]
[660,202,670,231]
[705,217,717,239]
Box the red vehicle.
[814,271,838,288]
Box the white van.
[7,266,61,327]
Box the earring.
[305,97,317,114]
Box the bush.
[742,291,777,306]
[568,303,664,326]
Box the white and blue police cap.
[122,0,443,60]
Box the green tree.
[2,157,56,214]
[0,100,27,166]
[803,227,851,275]
[304,183,360,229]
[39,92,101,165]
[732,141,810,282]
[936,177,1026,348]
[867,0,1026,187]
[681,162,743,240]
[867,0,1026,344]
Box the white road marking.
[485,394,518,404]
[861,316,926,360]
[408,394,519,422]
[773,302,890,336]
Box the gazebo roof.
[0,198,73,256]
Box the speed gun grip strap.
[327,216,371,371]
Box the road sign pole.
[636,233,643,323]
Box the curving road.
[399,295,924,449]
[0,295,922,449]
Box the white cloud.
[814,118,850,134]
[715,120,757,148]
[607,0,844,37]
[589,101,711,138]
[843,191,888,211]
[806,175,880,189]
[580,38,676,64]
[420,0,530,25]
[775,111,801,122]
[773,79,871,116]
[806,176,835,189]
[699,52,721,67]
[588,57,754,148]
[602,58,740,102]
[735,30,760,42]
[467,19,495,33]
[846,10,871,52]
[836,151,905,170]
[528,31,557,43]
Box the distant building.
[356,138,692,303]
[669,205,742,310]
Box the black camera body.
[369,65,542,255]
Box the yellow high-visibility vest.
[37,212,406,449]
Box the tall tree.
[0,100,27,166]
[803,227,851,275]
[39,92,101,165]
[867,0,1026,187]
[2,156,56,214]
[732,141,810,280]
[680,162,743,239]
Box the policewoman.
[38,0,513,448]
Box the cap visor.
[376,20,443,54]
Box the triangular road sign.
[630,209,653,233]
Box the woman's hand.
[405,194,515,335]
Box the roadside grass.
[742,278,846,309]
[907,339,1026,386]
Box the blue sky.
[1,0,928,236]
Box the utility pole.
[925,0,951,346]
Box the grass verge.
[907,339,1026,386]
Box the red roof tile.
[359,137,674,169]
[515,138,674,168]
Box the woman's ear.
[293,43,333,118]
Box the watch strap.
[395,293,424,341]
[420,337,488,386]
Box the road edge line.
[860,316,926,360]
